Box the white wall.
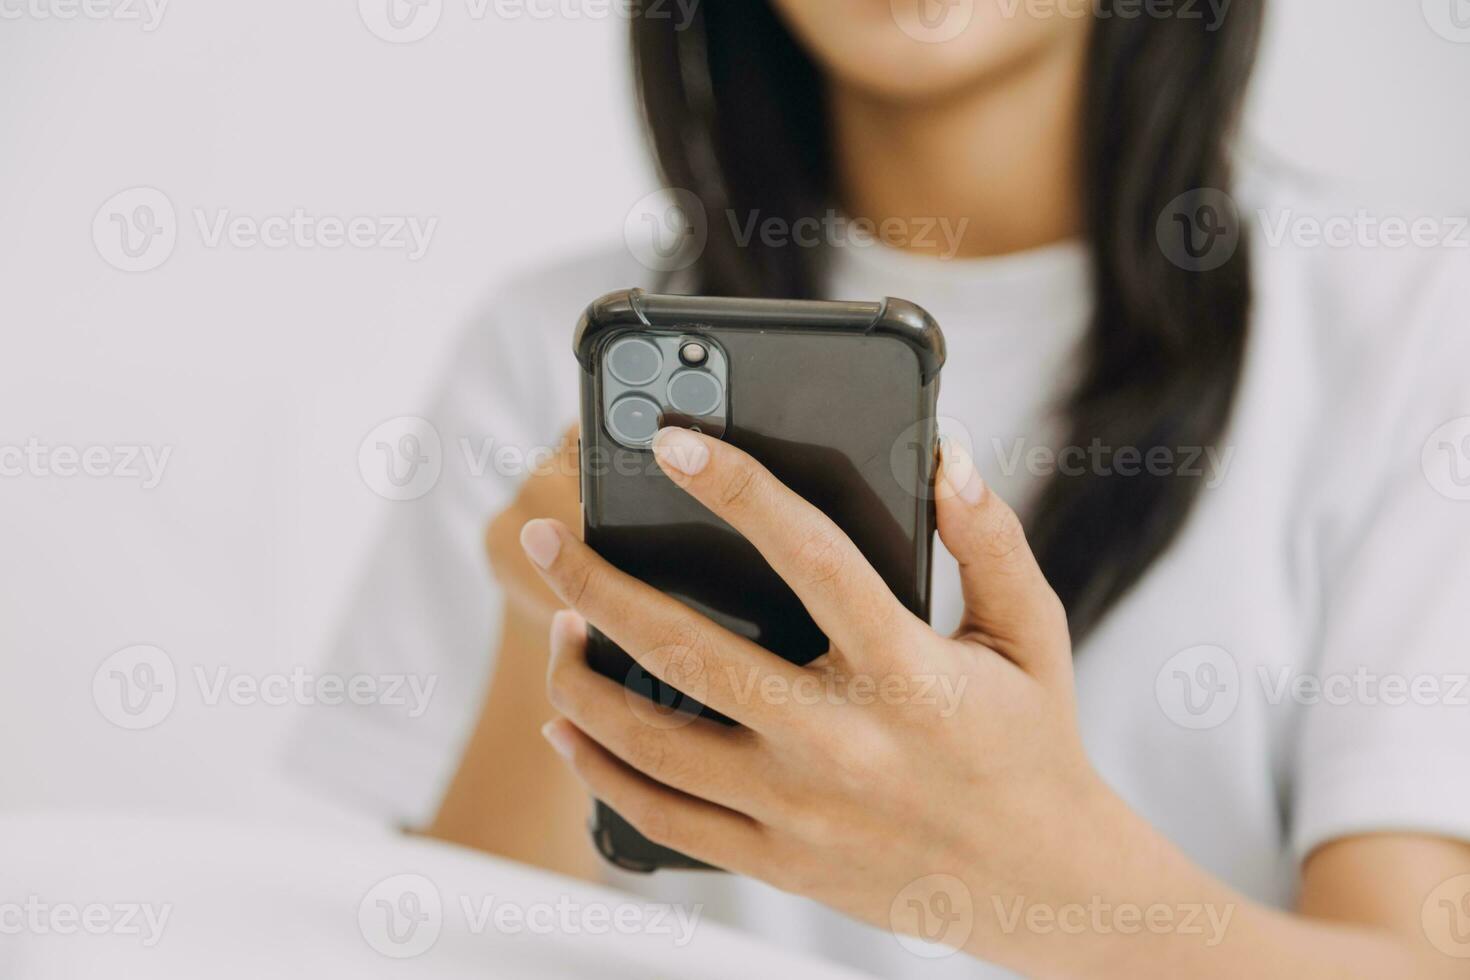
[0,0,1466,826]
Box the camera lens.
[606,337,662,386]
[667,370,723,418]
[607,394,662,446]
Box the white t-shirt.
[289,172,1470,978]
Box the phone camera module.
[607,337,663,386]
[607,394,663,446]
[667,370,723,418]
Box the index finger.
[650,427,917,658]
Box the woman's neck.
[829,35,1088,260]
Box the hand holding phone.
[573,289,946,871]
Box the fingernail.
[541,720,575,760]
[520,519,562,569]
[941,437,984,505]
[653,427,709,476]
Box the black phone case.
[574,289,946,872]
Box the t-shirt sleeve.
[283,304,570,828]
[1289,250,1470,861]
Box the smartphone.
[574,289,946,872]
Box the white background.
[0,0,1467,828]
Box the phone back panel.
[575,290,943,871]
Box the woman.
[293,1,1470,975]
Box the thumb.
[935,438,1071,674]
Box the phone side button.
[576,438,582,503]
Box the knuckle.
[545,659,584,715]
[626,798,677,848]
[624,727,672,779]
[717,459,761,512]
[785,805,837,845]
[792,524,848,589]
[561,558,598,607]
[648,620,711,685]
[979,502,1028,565]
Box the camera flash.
[679,341,709,366]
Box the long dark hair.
[631,2,1264,641]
